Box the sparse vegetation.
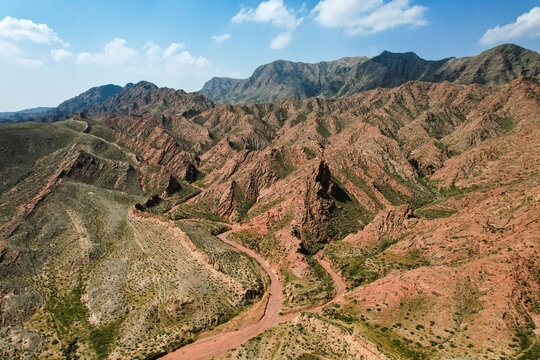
[415,207,457,219]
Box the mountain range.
[200,43,540,104]
[0,43,539,360]
[1,44,538,123]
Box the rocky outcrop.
[346,205,415,246]
[103,114,200,186]
[62,150,141,193]
[297,161,335,253]
[164,175,182,196]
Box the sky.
[0,0,539,111]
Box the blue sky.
[0,0,539,110]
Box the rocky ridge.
[201,44,540,104]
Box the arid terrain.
[0,44,539,360]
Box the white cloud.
[77,38,137,65]
[480,7,540,45]
[167,51,210,68]
[143,42,210,69]
[0,41,22,58]
[163,42,185,58]
[50,48,73,61]
[0,41,43,67]
[232,0,303,30]
[129,41,214,92]
[144,42,162,62]
[270,32,292,49]
[312,0,427,35]
[0,16,65,45]
[211,33,232,43]
[232,0,302,49]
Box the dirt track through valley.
[160,223,349,360]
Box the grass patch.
[325,233,426,289]
[316,120,331,138]
[235,197,256,222]
[290,112,308,127]
[52,281,88,330]
[303,147,317,160]
[297,354,321,360]
[306,256,334,299]
[90,317,124,359]
[438,184,478,200]
[497,116,517,133]
[181,219,231,236]
[230,213,292,261]
[246,198,284,220]
[415,207,457,219]
[169,199,224,222]
[374,182,411,206]
[357,319,430,360]
[273,151,296,179]
[341,169,382,208]
[325,242,376,288]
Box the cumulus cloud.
[312,0,427,35]
[270,32,292,49]
[77,38,137,65]
[143,42,210,69]
[233,0,303,30]
[0,41,43,67]
[166,50,210,68]
[126,41,214,91]
[163,42,185,58]
[480,7,540,45]
[232,0,302,49]
[0,41,22,58]
[143,42,162,62]
[50,48,73,61]
[211,33,232,43]
[0,16,66,45]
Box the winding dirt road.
[160,225,284,360]
[160,224,347,360]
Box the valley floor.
[157,220,389,360]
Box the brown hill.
[0,77,539,359]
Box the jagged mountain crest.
[200,44,540,104]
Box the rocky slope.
[55,84,123,115]
[0,58,539,358]
[194,77,539,359]
[0,120,266,359]
[196,76,538,360]
[201,44,540,104]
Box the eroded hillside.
[0,120,267,359]
[0,75,539,359]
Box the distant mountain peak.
[200,44,539,104]
[129,81,159,91]
[56,84,123,114]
